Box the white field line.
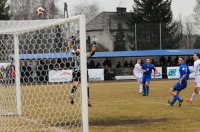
[18,116,69,132]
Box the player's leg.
[169,88,179,106]
[70,81,79,105]
[136,77,143,94]
[142,76,146,96]
[70,71,81,105]
[169,82,185,107]
[87,71,92,107]
[186,77,200,104]
[145,77,151,96]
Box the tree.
[71,1,100,23]
[9,0,60,20]
[128,0,172,24]
[193,0,200,28]
[127,0,176,49]
[113,23,126,51]
[0,0,10,20]
[184,16,195,49]
[193,35,200,48]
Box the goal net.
[0,15,88,132]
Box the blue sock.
[146,86,149,95]
[171,97,177,104]
[174,95,181,102]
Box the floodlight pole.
[160,23,162,50]
[64,2,69,18]
[135,23,137,51]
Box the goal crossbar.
[0,15,81,35]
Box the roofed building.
[86,7,131,51]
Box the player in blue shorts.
[168,57,190,107]
[141,58,156,96]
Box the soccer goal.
[0,15,89,132]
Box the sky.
[58,0,196,19]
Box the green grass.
[89,80,200,132]
[0,80,200,132]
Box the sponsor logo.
[60,71,71,76]
[168,69,176,76]
[152,69,161,77]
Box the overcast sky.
[58,0,196,19]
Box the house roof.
[86,12,131,31]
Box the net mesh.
[0,17,85,132]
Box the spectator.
[90,60,96,68]
[129,61,134,68]
[167,56,173,66]
[174,56,178,66]
[154,61,159,66]
[151,59,155,65]
[104,64,115,80]
[159,56,166,66]
[96,62,101,68]
[116,61,121,68]
[87,62,90,69]
[49,59,54,70]
[21,62,32,83]
[103,58,111,67]
[124,60,128,68]
[186,56,193,66]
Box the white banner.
[0,63,11,68]
[152,67,162,79]
[49,70,72,82]
[88,69,104,81]
[48,69,104,82]
[116,67,162,80]
[167,66,194,79]
[116,76,136,80]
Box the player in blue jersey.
[141,58,156,96]
[168,57,190,107]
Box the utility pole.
[64,2,69,18]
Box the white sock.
[190,92,196,102]
[139,84,143,93]
[70,93,74,98]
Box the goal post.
[14,34,22,116]
[0,15,89,132]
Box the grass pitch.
[89,80,200,132]
[1,79,200,132]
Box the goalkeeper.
[67,38,96,107]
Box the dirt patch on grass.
[89,118,168,126]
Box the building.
[86,7,131,51]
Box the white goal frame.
[0,15,89,132]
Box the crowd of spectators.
[0,65,16,85]
[1,56,193,84]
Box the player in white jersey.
[133,59,143,94]
[186,53,200,104]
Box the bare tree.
[184,16,194,49]
[193,0,200,35]
[193,0,200,23]
[71,1,100,23]
[9,0,60,20]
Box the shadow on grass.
[89,118,168,126]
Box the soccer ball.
[36,7,45,16]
